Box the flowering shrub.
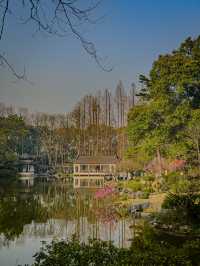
[95,186,115,199]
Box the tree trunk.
[196,139,200,172]
[157,148,162,177]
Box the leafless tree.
[68,82,136,157]
[115,80,126,128]
[0,102,6,116]
[0,0,111,79]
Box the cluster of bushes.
[120,172,200,195]
[118,177,154,199]
[29,226,200,266]
[153,192,200,235]
[164,172,185,192]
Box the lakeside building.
[73,155,119,188]
[18,154,35,186]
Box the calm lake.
[0,180,134,266]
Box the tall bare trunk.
[157,148,162,177]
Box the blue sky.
[0,0,200,113]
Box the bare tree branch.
[0,0,8,40]
[0,0,112,80]
[0,53,25,79]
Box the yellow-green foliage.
[119,180,143,192]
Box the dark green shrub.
[30,228,200,266]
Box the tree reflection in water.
[0,182,133,249]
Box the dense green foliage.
[0,115,27,178]
[163,193,200,227]
[31,227,200,266]
[0,114,41,179]
[127,36,200,172]
[151,192,200,237]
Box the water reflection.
[0,181,134,265]
[73,175,104,188]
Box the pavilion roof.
[74,155,119,164]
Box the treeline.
[0,81,136,175]
[71,81,135,129]
[70,81,135,156]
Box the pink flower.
[95,186,115,199]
